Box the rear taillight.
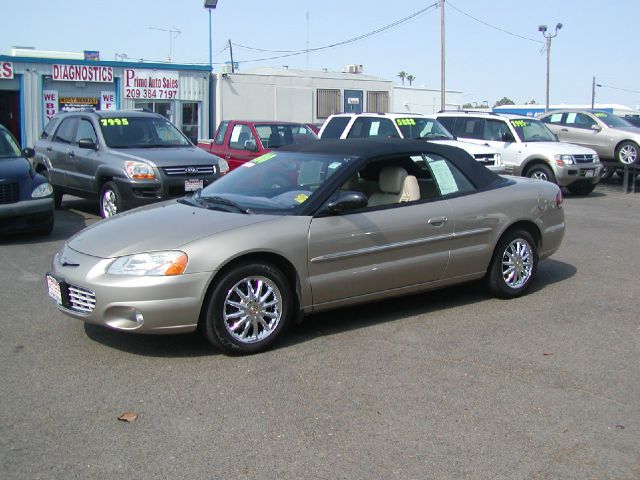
[556,190,563,208]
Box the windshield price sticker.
[100,118,130,126]
[594,112,607,118]
[511,120,529,128]
[396,118,416,126]
[252,153,277,164]
[294,194,309,204]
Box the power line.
[231,2,439,63]
[447,1,544,44]
[598,83,640,95]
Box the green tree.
[398,71,407,85]
[463,102,474,109]
[494,97,515,107]
[406,74,416,86]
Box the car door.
[557,112,607,156]
[307,157,454,306]
[224,123,262,170]
[66,117,99,193]
[451,117,521,167]
[48,117,79,188]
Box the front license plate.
[46,275,62,305]
[185,179,203,192]
[585,170,594,177]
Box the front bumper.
[0,197,54,234]
[554,163,601,187]
[47,246,214,334]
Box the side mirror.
[78,138,98,150]
[22,147,35,159]
[590,124,602,132]
[324,191,368,214]
[244,139,259,152]
[502,131,516,142]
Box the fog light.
[135,312,144,325]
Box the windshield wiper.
[196,192,251,214]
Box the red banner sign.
[0,61,13,79]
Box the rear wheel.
[526,164,556,184]
[616,141,639,165]
[99,181,122,218]
[567,182,596,196]
[487,229,538,299]
[201,262,292,355]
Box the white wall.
[393,86,464,114]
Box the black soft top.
[279,138,504,190]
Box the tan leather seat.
[367,166,420,207]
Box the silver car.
[539,109,640,166]
[46,139,565,355]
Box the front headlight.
[32,182,53,198]
[218,157,229,174]
[107,251,188,276]
[593,154,600,163]
[554,154,574,165]
[125,161,156,180]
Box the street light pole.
[538,23,563,112]
[440,0,446,111]
[204,0,219,138]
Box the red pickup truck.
[197,120,317,171]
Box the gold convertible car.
[46,139,565,354]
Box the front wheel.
[486,229,538,299]
[99,181,122,218]
[567,182,596,196]
[616,141,639,165]
[201,263,292,355]
[526,164,556,184]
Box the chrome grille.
[474,154,495,165]
[573,154,596,164]
[0,182,19,204]
[67,285,96,313]
[163,166,216,175]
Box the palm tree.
[406,74,415,86]
[398,71,407,85]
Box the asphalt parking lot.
[1,179,639,480]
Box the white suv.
[318,113,503,172]
[432,111,602,195]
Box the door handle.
[561,128,568,132]
[67,151,75,158]
[484,143,490,147]
[46,147,52,152]
[428,216,448,226]
[224,155,231,159]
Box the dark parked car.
[0,124,54,235]
[34,110,228,218]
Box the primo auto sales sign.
[124,68,179,100]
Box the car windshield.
[592,111,633,128]
[510,118,557,142]
[183,151,354,214]
[0,129,22,158]
[396,118,454,140]
[99,116,191,148]
[254,124,317,149]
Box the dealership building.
[1,49,465,147]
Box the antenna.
[148,26,182,62]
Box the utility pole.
[538,22,563,111]
[591,76,601,109]
[228,39,235,73]
[149,26,181,63]
[440,0,446,111]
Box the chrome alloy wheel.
[530,170,549,181]
[619,144,638,165]
[223,276,282,344]
[501,238,534,289]
[101,190,118,217]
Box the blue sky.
[2,0,639,109]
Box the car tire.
[201,262,292,355]
[100,181,122,218]
[486,229,538,299]
[616,141,639,165]
[41,169,63,209]
[526,164,556,184]
[567,182,596,195]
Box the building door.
[343,90,363,114]
[0,90,20,142]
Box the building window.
[366,91,389,113]
[133,101,172,120]
[317,89,341,119]
[181,102,199,141]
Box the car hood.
[67,200,277,258]
[0,156,31,180]
[106,146,220,167]
[433,140,497,154]
[522,141,598,156]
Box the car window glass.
[566,113,596,129]
[229,124,254,150]
[346,117,370,138]
[53,118,77,144]
[543,113,563,124]
[510,118,556,142]
[41,118,60,139]
[75,119,97,143]
[99,116,190,148]
[484,119,509,141]
[215,121,229,145]
[321,117,350,139]
[396,118,453,140]
[592,111,631,128]
[459,118,484,139]
[437,116,457,134]
[0,128,22,157]
[421,154,475,196]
